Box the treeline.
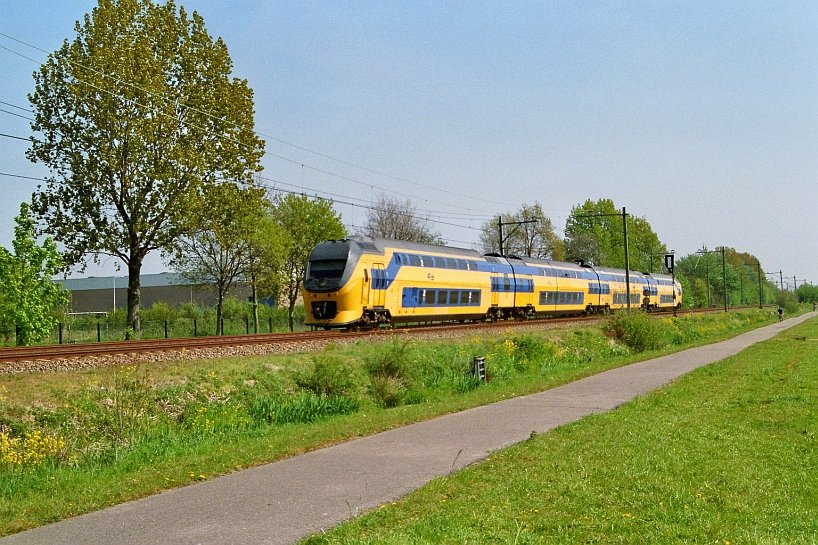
[476,197,808,311]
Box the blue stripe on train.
[373,251,663,292]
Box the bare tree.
[360,194,443,244]
[480,202,563,259]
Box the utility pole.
[496,216,537,257]
[722,246,727,311]
[757,261,763,308]
[622,207,631,311]
[573,207,632,310]
[697,247,728,312]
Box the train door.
[370,263,386,308]
[491,272,502,308]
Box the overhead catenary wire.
[0,132,30,142]
[257,180,486,233]
[0,31,515,213]
[0,31,569,252]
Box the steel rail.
[0,306,752,364]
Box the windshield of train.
[307,260,347,279]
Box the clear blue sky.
[2,1,817,286]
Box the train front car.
[303,237,490,329]
[302,239,368,328]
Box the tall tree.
[479,202,563,259]
[271,194,346,331]
[244,201,286,333]
[564,198,666,269]
[564,199,622,266]
[359,194,443,244]
[27,0,264,334]
[0,203,68,346]
[165,184,268,335]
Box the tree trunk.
[216,287,225,335]
[127,258,142,338]
[251,274,259,334]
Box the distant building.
[56,272,253,314]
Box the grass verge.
[0,308,797,536]
[301,317,818,544]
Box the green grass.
[0,309,795,536]
[301,317,818,545]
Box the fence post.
[59,322,63,345]
[15,325,21,346]
[245,316,249,334]
[220,318,224,336]
[97,321,101,342]
[164,320,168,339]
[193,318,197,337]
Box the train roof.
[345,236,484,259]
[318,237,677,282]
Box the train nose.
[311,301,338,320]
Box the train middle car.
[302,237,682,329]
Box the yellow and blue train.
[303,237,682,328]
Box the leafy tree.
[796,283,818,304]
[675,247,773,308]
[564,198,666,269]
[359,194,442,244]
[0,203,68,346]
[165,183,268,335]
[245,203,286,333]
[564,199,623,266]
[27,0,264,334]
[271,194,346,331]
[628,216,668,273]
[479,202,563,259]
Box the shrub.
[178,302,203,320]
[295,354,367,399]
[221,297,251,321]
[140,301,177,324]
[364,340,420,407]
[605,312,671,352]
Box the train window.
[448,291,458,305]
[437,290,448,305]
[307,260,346,279]
[471,291,481,304]
[409,254,421,267]
[425,290,436,305]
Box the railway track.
[0,306,756,368]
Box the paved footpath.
[4,313,814,545]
